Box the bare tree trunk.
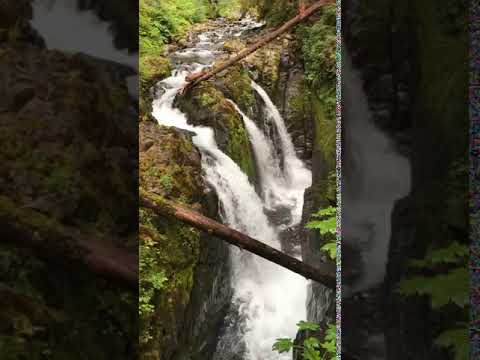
[181,0,334,93]
[1,196,138,288]
[140,193,336,289]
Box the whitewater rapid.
[152,19,311,360]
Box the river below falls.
[152,18,312,360]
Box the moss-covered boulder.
[139,122,202,358]
[139,122,231,359]
[140,55,171,122]
[176,78,257,183]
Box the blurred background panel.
[0,0,138,358]
[341,1,469,359]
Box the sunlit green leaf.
[321,242,336,260]
[272,338,294,353]
[297,320,320,331]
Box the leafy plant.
[306,207,336,235]
[273,321,336,360]
[300,4,336,120]
[397,242,468,359]
[307,206,336,260]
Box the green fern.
[273,322,336,360]
[397,267,468,308]
[397,242,468,360]
[409,242,468,268]
[320,242,336,260]
[307,206,336,259]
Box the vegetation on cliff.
[140,1,337,358]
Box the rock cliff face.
[139,120,232,360]
[342,1,468,359]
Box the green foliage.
[320,242,336,261]
[159,174,174,192]
[320,324,336,357]
[307,206,337,260]
[409,241,468,268]
[397,267,468,309]
[435,328,468,360]
[217,0,242,18]
[272,338,294,353]
[397,242,468,359]
[273,322,336,360]
[301,4,336,120]
[306,206,336,235]
[140,0,209,56]
[298,320,321,331]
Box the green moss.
[312,97,335,168]
[223,39,246,53]
[139,125,205,354]
[300,4,336,121]
[139,206,200,348]
[188,81,258,182]
[140,55,171,121]
[225,115,257,180]
[250,0,296,27]
[310,95,336,206]
[245,42,282,95]
[219,64,256,111]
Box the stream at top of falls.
[152,18,312,360]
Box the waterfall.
[152,19,311,360]
[342,49,411,294]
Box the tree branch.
[140,192,336,289]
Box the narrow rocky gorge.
[140,7,337,358]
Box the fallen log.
[0,195,138,288]
[181,0,334,94]
[140,193,336,289]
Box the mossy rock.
[176,80,257,183]
[140,55,170,94]
[223,39,246,54]
[140,55,171,121]
[217,63,256,113]
[244,40,283,95]
[139,122,204,356]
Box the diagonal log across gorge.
[182,0,335,93]
[140,192,336,289]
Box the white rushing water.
[342,49,411,294]
[152,19,311,360]
[31,0,138,96]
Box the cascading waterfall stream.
[342,48,411,294]
[152,19,312,360]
